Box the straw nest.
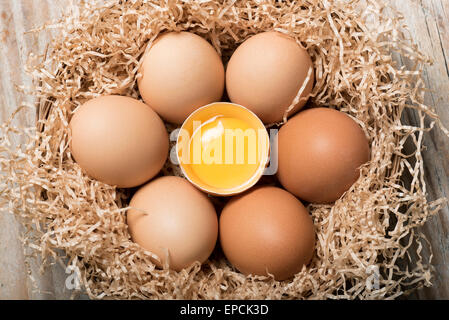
[1,0,448,299]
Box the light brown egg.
[226,31,314,124]
[219,186,315,280]
[277,108,371,203]
[127,176,218,271]
[69,95,168,188]
[138,31,225,124]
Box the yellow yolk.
[188,116,261,190]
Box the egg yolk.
[188,116,263,190]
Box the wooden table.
[0,0,448,299]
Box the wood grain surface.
[0,0,448,299]
[390,0,449,300]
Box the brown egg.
[226,31,314,124]
[138,31,225,124]
[219,186,315,280]
[277,108,370,203]
[69,95,168,188]
[127,176,218,271]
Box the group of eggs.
[69,31,370,280]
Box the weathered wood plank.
[0,0,75,300]
[390,0,449,299]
